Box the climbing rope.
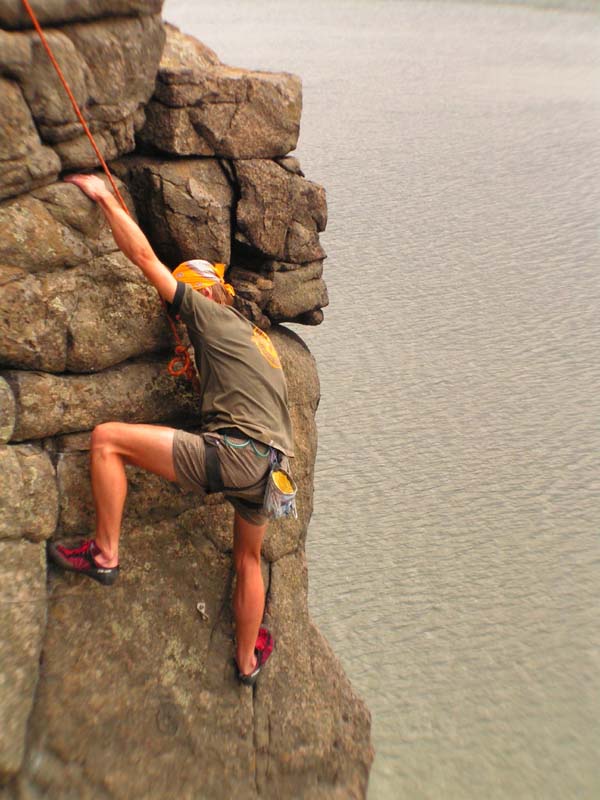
[21,0,197,387]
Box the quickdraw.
[21,0,196,388]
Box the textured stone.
[139,25,301,158]
[0,77,60,202]
[0,0,163,30]
[54,109,144,172]
[20,29,89,145]
[234,159,327,263]
[0,539,46,782]
[0,257,170,373]
[0,12,367,794]
[266,260,329,323]
[228,263,273,329]
[116,156,234,267]
[54,434,199,535]
[0,28,32,80]
[274,155,305,177]
[0,444,58,541]
[18,16,164,169]
[227,256,328,328]
[16,534,370,797]
[22,519,258,799]
[0,180,127,274]
[0,376,16,444]
[256,550,374,797]
[3,358,200,442]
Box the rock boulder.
[139,25,302,159]
[266,259,329,323]
[0,445,58,541]
[3,358,200,442]
[116,156,234,267]
[0,258,170,373]
[0,77,60,201]
[234,159,327,263]
[0,180,128,274]
[10,15,165,172]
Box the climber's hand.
[64,173,110,202]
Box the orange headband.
[173,260,235,297]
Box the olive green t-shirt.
[172,282,294,457]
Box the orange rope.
[21,0,195,384]
[21,0,129,212]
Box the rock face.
[234,159,327,263]
[116,156,234,267]
[138,25,302,159]
[0,2,371,797]
[0,77,61,201]
[0,540,46,784]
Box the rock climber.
[48,173,293,686]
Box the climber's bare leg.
[233,512,268,675]
[90,422,177,567]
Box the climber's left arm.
[64,173,177,303]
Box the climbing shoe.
[47,539,119,586]
[238,627,274,687]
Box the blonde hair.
[209,281,234,306]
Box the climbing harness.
[204,429,269,495]
[221,433,271,458]
[21,0,196,386]
[203,429,297,519]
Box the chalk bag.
[263,456,298,520]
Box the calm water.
[164,2,600,797]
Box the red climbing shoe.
[47,539,119,586]
[238,627,274,687]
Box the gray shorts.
[172,429,271,525]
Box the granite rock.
[0,540,46,781]
[18,15,165,169]
[139,25,301,158]
[0,444,58,541]
[0,257,170,373]
[234,159,327,263]
[3,358,200,442]
[20,519,255,799]
[0,6,371,794]
[266,259,329,323]
[15,489,369,800]
[116,156,234,267]
[0,377,15,443]
[0,0,163,30]
[256,550,374,797]
[0,28,31,80]
[0,179,128,274]
[0,77,60,202]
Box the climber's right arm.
[64,174,177,303]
